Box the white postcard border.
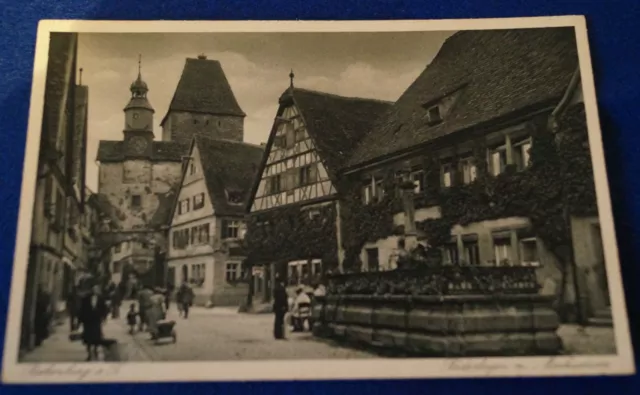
[2,16,635,383]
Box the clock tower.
[123,55,154,158]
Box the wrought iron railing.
[325,264,540,296]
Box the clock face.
[129,136,148,154]
[133,112,139,120]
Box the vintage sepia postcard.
[1,17,635,384]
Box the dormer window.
[426,105,443,125]
[226,189,244,205]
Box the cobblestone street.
[127,304,377,361]
[18,304,616,363]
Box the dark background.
[0,0,638,393]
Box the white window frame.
[460,157,477,184]
[411,170,425,193]
[441,163,454,188]
[223,220,240,239]
[193,193,205,210]
[442,243,458,265]
[490,145,508,176]
[493,239,512,266]
[513,138,532,171]
[225,261,241,282]
[463,240,480,265]
[519,237,540,267]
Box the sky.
[77,31,455,191]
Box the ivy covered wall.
[244,202,339,274]
[338,104,596,271]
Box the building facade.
[96,60,184,289]
[97,54,250,293]
[245,81,392,302]
[21,33,88,350]
[337,28,604,324]
[245,28,606,324]
[167,137,262,306]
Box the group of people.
[128,281,194,338]
[272,276,326,340]
[63,279,195,361]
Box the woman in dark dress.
[79,284,108,361]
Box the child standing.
[126,303,138,334]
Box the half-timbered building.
[245,77,392,303]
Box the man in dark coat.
[272,277,289,340]
[176,281,194,319]
[79,284,108,361]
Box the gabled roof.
[96,140,188,162]
[346,27,580,169]
[160,57,245,126]
[190,137,264,217]
[288,88,393,174]
[245,88,392,212]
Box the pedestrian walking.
[126,303,138,334]
[109,282,122,319]
[272,276,288,340]
[176,281,194,319]
[147,288,166,340]
[78,284,108,361]
[137,284,153,332]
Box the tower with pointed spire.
[123,54,155,158]
[160,54,245,143]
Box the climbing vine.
[244,203,339,271]
[415,104,596,259]
[338,104,596,269]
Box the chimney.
[197,54,207,60]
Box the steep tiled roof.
[195,137,264,216]
[160,57,245,125]
[287,88,393,173]
[42,33,76,147]
[96,140,187,162]
[347,27,579,168]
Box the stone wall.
[313,293,562,357]
[161,111,244,143]
[313,267,563,356]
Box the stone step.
[587,316,613,327]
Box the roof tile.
[347,28,579,168]
[161,57,245,125]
